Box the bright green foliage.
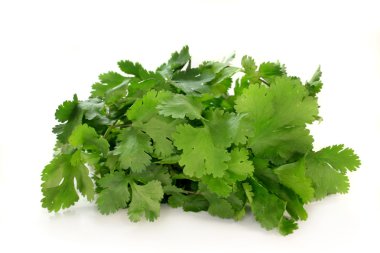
[205,109,248,146]
[157,94,203,120]
[235,77,318,164]
[128,180,164,222]
[41,152,95,212]
[139,116,179,158]
[305,66,323,96]
[96,171,130,214]
[305,145,360,199]
[69,124,109,154]
[114,127,153,172]
[173,124,230,178]
[249,178,287,230]
[274,159,314,203]
[42,46,360,235]
[226,148,254,181]
[127,90,172,122]
[53,95,83,143]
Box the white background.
[0,0,379,252]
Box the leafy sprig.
[41,46,360,235]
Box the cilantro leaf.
[305,66,323,96]
[241,55,257,74]
[131,164,171,186]
[279,217,298,235]
[91,71,128,98]
[69,124,109,154]
[309,144,360,173]
[306,145,360,199]
[41,154,79,211]
[70,150,96,200]
[114,127,153,172]
[53,94,83,143]
[139,116,181,158]
[79,98,111,126]
[258,61,286,79]
[202,176,232,197]
[206,195,235,219]
[127,90,172,122]
[182,195,209,212]
[235,77,318,163]
[248,178,287,230]
[128,180,164,222]
[226,148,254,181]
[55,94,79,123]
[167,45,191,71]
[41,152,95,212]
[157,45,191,78]
[96,171,130,214]
[118,60,150,79]
[173,124,230,178]
[202,148,254,197]
[274,159,314,203]
[171,68,214,94]
[157,94,203,120]
[205,109,248,147]
[252,158,308,221]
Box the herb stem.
[103,120,119,138]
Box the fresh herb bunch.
[41,46,360,235]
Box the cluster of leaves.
[41,46,360,235]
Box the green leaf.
[309,145,360,173]
[69,124,109,154]
[128,180,164,222]
[279,217,298,235]
[274,159,314,203]
[235,77,318,163]
[131,164,171,186]
[96,171,130,214]
[305,66,323,96]
[157,94,203,120]
[226,148,254,181]
[205,109,248,147]
[241,55,257,74]
[201,148,254,197]
[114,127,153,172]
[167,45,191,71]
[258,61,286,79]
[41,152,95,212]
[41,154,79,212]
[208,198,235,219]
[118,60,150,79]
[79,98,111,125]
[171,68,214,94]
[55,94,79,123]
[249,178,286,230]
[167,193,187,208]
[53,95,83,143]
[127,90,172,122]
[91,71,128,98]
[173,124,230,178]
[70,150,96,201]
[182,195,209,212]
[305,145,360,199]
[202,175,232,197]
[139,116,181,158]
[253,160,308,221]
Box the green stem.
[103,120,119,138]
[103,122,132,138]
